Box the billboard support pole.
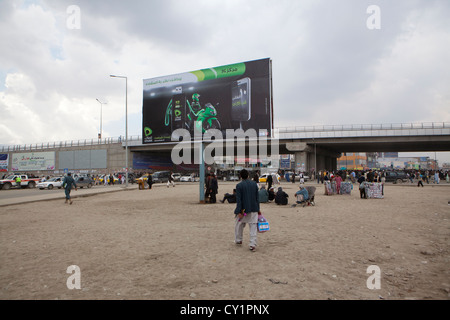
[110,74,129,188]
[199,141,205,203]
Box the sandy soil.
[1,181,449,300]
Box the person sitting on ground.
[268,187,275,202]
[220,189,237,203]
[275,187,289,205]
[258,185,269,203]
[292,185,309,207]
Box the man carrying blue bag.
[234,169,261,252]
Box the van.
[151,171,171,183]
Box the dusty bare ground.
[1,181,449,300]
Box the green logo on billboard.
[190,62,246,82]
[144,127,152,136]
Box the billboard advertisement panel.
[12,152,55,171]
[142,58,273,143]
[0,154,8,172]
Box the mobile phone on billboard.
[231,77,251,122]
[172,94,186,130]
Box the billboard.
[0,154,8,172]
[12,152,55,171]
[59,150,107,170]
[133,153,174,171]
[142,58,273,143]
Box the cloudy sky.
[1,0,449,162]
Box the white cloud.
[0,0,449,161]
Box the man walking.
[234,169,260,252]
[63,172,77,205]
[167,171,175,187]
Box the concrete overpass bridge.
[2,122,449,174]
[276,122,450,171]
[128,122,450,172]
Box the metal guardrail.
[275,122,450,139]
[0,135,141,152]
[1,122,449,152]
[276,122,450,133]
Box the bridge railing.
[0,135,142,152]
[1,122,449,152]
[275,122,450,139]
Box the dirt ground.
[1,181,449,300]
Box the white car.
[37,177,64,190]
[259,173,280,183]
[180,175,194,182]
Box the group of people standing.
[92,173,126,186]
[407,170,449,185]
[316,169,450,185]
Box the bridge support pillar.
[293,151,338,173]
[294,151,308,173]
[287,142,341,173]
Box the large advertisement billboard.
[0,154,8,172]
[142,58,273,143]
[12,152,55,171]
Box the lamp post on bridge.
[96,98,106,141]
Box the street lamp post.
[96,98,106,141]
[110,75,128,188]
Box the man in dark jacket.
[275,187,289,205]
[63,172,77,205]
[266,173,273,190]
[204,173,211,201]
[209,173,218,203]
[234,169,260,252]
[147,173,153,189]
[367,169,375,183]
[358,175,367,199]
[268,187,275,202]
[220,189,237,203]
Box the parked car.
[298,173,310,182]
[382,171,408,184]
[151,171,171,183]
[287,172,310,182]
[37,177,64,190]
[0,174,40,189]
[74,176,93,188]
[116,172,137,184]
[180,175,194,182]
[99,174,118,184]
[259,173,280,183]
[172,173,181,181]
[137,174,151,182]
